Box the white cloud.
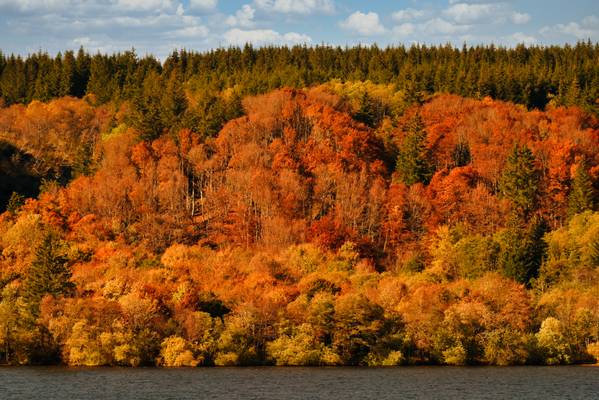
[189,0,218,11]
[506,32,536,44]
[422,18,470,35]
[224,28,311,46]
[511,12,530,25]
[254,0,334,15]
[443,3,499,24]
[392,23,415,36]
[115,0,177,11]
[339,11,385,36]
[226,4,255,28]
[169,25,209,38]
[443,2,532,27]
[0,0,69,12]
[540,15,599,39]
[392,8,427,22]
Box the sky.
[0,0,597,59]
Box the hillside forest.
[1,44,599,367]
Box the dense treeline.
[1,42,599,115]
[0,46,599,366]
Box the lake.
[1,366,598,399]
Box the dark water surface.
[1,366,598,399]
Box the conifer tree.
[500,216,547,285]
[354,92,384,128]
[396,113,433,185]
[130,70,165,141]
[499,144,540,219]
[60,51,76,97]
[23,232,74,309]
[452,139,472,167]
[568,159,596,217]
[160,70,188,130]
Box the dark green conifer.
[24,232,74,310]
[568,159,596,218]
[500,216,547,285]
[499,144,540,219]
[396,113,434,185]
[452,139,472,167]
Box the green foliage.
[0,284,57,364]
[498,217,547,285]
[4,43,597,111]
[396,113,434,185]
[130,70,165,141]
[499,144,540,218]
[429,225,499,279]
[540,211,599,287]
[23,232,74,308]
[353,92,387,128]
[568,159,596,218]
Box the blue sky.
[0,0,597,59]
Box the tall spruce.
[396,113,434,185]
[499,144,540,219]
[24,232,74,309]
[500,216,548,285]
[568,159,596,217]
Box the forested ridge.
[2,42,599,112]
[1,44,599,367]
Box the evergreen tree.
[499,144,540,219]
[568,159,596,217]
[396,113,434,185]
[160,70,187,130]
[74,47,90,97]
[354,92,384,128]
[130,70,165,141]
[500,216,548,285]
[23,232,74,309]
[451,139,472,167]
[60,50,76,97]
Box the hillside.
[0,82,598,366]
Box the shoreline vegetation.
[1,43,599,367]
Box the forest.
[0,43,599,367]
